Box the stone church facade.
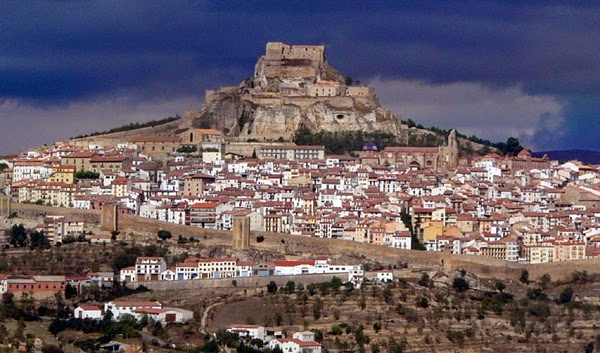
[378,130,459,172]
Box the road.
[200,301,224,335]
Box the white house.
[176,259,201,280]
[388,232,412,250]
[74,305,103,319]
[376,270,394,283]
[268,333,322,353]
[132,307,193,324]
[0,274,8,294]
[135,257,167,281]
[160,269,177,281]
[119,266,137,283]
[274,260,317,276]
[104,301,162,321]
[227,325,266,341]
[293,332,316,342]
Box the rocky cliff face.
[188,42,407,140]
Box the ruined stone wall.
[264,43,325,63]
[0,195,10,217]
[264,66,317,79]
[118,214,231,239]
[265,42,290,60]
[10,202,101,224]
[287,45,325,62]
[242,96,282,107]
[346,86,374,97]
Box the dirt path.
[200,301,224,335]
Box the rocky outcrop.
[188,42,407,140]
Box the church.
[369,130,459,172]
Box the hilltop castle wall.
[265,42,325,62]
[264,65,318,79]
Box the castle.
[205,42,375,104]
[197,42,402,140]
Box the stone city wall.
[10,202,101,224]
[6,203,600,282]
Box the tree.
[495,281,506,293]
[9,224,27,247]
[383,285,393,304]
[519,269,530,284]
[559,287,574,304]
[497,137,523,156]
[285,281,296,294]
[64,284,78,299]
[453,278,470,293]
[30,230,49,249]
[387,336,406,353]
[359,294,367,310]
[373,322,382,333]
[418,273,431,287]
[267,281,278,294]
[416,296,429,308]
[584,342,594,353]
[75,171,100,179]
[157,230,172,241]
[201,340,219,353]
[252,149,257,159]
[274,312,283,326]
[539,273,551,290]
[177,145,197,153]
[312,297,323,320]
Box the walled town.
[2,123,600,265]
[2,42,600,353]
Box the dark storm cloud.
[0,1,598,153]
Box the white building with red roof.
[104,301,162,321]
[119,266,136,283]
[268,331,322,353]
[74,305,102,319]
[135,257,167,281]
[227,325,266,341]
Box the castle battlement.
[265,42,325,63]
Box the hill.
[534,150,600,164]
[182,42,493,154]
[66,42,504,156]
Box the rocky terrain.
[186,42,408,141]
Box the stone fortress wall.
[265,42,325,62]
[6,202,600,282]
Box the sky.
[1,1,599,154]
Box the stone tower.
[101,203,119,232]
[233,216,250,249]
[443,129,459,170]
[0,195,11,217]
